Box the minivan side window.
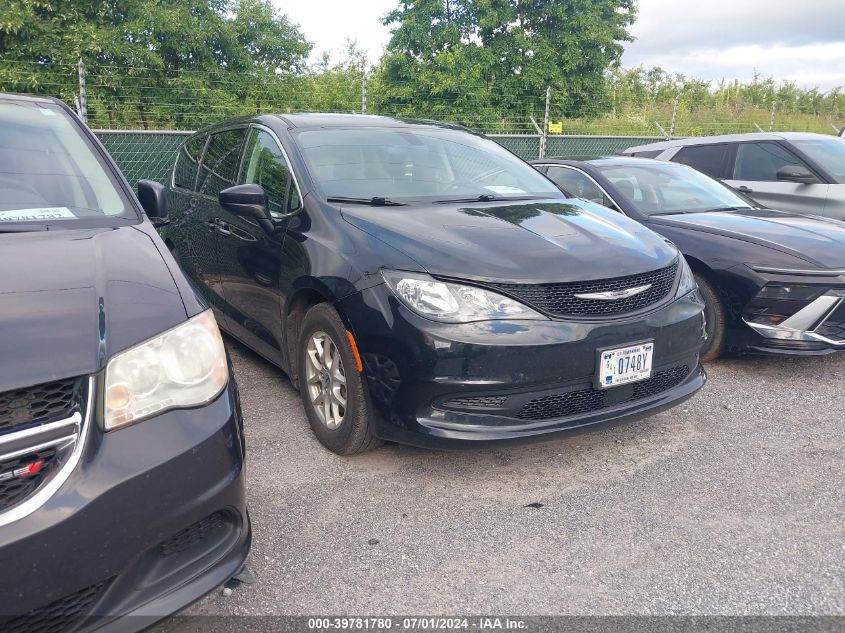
[733,142,808,181]
[673,144,728,179]
[239,129,301,218]
[197,128,247,197]
[173,135,207,191]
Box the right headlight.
[104,310,228,430]
[675,257,698,297]
[381,270,546,322]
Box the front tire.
[298,303,382,455]
[695,273,727,362]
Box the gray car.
[622,132,845,220]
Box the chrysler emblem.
[574,284,652,301]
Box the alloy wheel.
[304,331,347,429]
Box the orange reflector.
[346,331,363,373]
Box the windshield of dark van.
[0,101,134,226]
[295,126,563,202]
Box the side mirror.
[776,165,818,185]
[137,180,168,226]
[219,184,273,233]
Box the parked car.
[621,132,845,219]
[156,113,706,454]
[532,156,845,360]
[0,93,249,630]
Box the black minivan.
[158,113,707,454]
[0,93,249,630]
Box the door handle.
[215,222,231,237]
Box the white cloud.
[623,0,845,89]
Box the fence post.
[769,102,777,131]
[77,58,88,123]
[669,94,679,140]
[540,86,551,159]
[361,73,367,114]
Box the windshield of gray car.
[595,161,756,215]
[0,100,136,228]
[791,138,845,183]
[294,126,563,203]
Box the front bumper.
[0,378,250,632]
[342,284,706,449]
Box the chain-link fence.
[95,130,664,188]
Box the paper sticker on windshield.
[484,185,527,195]
[0,207,77,222]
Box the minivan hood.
[341,199,676,283]
[0,226,187,392]
[648,209,845,269]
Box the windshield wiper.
[326,196,405,207]
[0,224,50,233]
[704,206,752,212]
[433,194,542,204]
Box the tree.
[0,0,311,128]
[372,0,636,130]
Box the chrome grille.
[0,377,91,525]
[487,260,678,318]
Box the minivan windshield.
[0,100,134,227]
[295,126,563,202]
[791,138,845,183]
[596,161,756,216]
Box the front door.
[217,127,303,364]
[725,141,829,214]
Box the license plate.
[598,342,654,389]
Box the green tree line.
[1,0,842,133]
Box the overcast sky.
[276,0,845,90]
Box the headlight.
[675,257,698,297]
[755,284,826,302]
[104,310,228,430]
[381,270,546,322]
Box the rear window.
[0,100,134,225]
[672,144,729,179]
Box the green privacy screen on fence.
[94,130,661,188]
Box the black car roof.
[0,92,62,105]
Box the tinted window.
[0,100,132,224]
[197,129,246,197]
[595,161,754,216]
[673,144,728,178]
[545,166,609,205]
[733,142,807,181]
[174,135,206,191]
[295,127,562,201]
[239,129,301,218]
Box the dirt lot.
[163,340,844,619]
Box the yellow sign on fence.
[548,121,563,134]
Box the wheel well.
[285,288,329,390]
[684,255,713,281]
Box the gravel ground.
[159,339,844,621]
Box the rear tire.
[695,273,727,362]
[297,303,382,455]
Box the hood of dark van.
[648,209,845,269]
[0,226,187,392]
[340,199,676,283]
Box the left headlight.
[104,310,228,430]
[675,257,698,297]
[381,270,546,322]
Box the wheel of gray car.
[695,273,727,362]
[298,303,382,455]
